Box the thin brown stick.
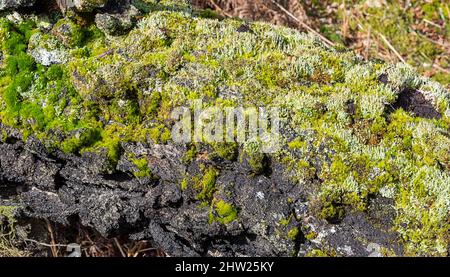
[208,0,233,18]
[269,0,335,47]
[423,18,442,29]
[352,13,397,63]
[134,248,158,257]
[433,63,450,74]
[45,219,59,257]
[378,33,406,63]
[114,238,126,257]
[24,239,68,248]
[365,27,371,60]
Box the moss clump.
[279,217,291,227]
[319,203,345,223]
[287,227,300,241]
[182,145,197,164]
[243,139,267,174]
[180,177,188,191]
[195,167,218,204]
[60,127,102,153]
[52,18,84,48]
[210,200,238,225]
[149,124,172,144]
[131,157,152,178]
[0,206,16,225]
[305,231,317,241]
[212,142,238,161]
[288,138,306,150]
[0,20,86,142]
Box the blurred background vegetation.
[193,0,450,88]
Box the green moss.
[133,0,192,13]
[279,217,290,227]
[319,203,345,222]
[212,142,238,161]
[60,128,101,153]
[53,18,84,48]
[243,139,267,174]
[149,124,172,144]
[288,138,306,149]
[394,166,450,256]
[0,206,16,224]
[131,157,152,178]
[287,227,300,241]
[0,206,27,257]
[182,145,197,164]
[305,231,317,241]
[195,167,218,203]
[305,249,332,257]
[180,177,188,191]
[210,200,238,224]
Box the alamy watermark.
[170,100,281,153]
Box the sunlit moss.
[195,167,218,204]
[130,157,152,178]
[287,227,300,241]
[210,199,238,225]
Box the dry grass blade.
[423,18,443,29]
[268,0,334,47]
[379,33,406,63]
[45,219,59,257]
[114,237,126,257]
[208,0,233,17]
[433,63,450,74]
[24,239,68,248]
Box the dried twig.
[423,18,442,29]
[269,0,335,47]
[114,238,126,257]
[208,0,233,17]
[378,33,406,63]
[134,248,158,257]
[365,27,371,60]
[45,219,59,257]
[433,63,450,74]
[24,239,68,248]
